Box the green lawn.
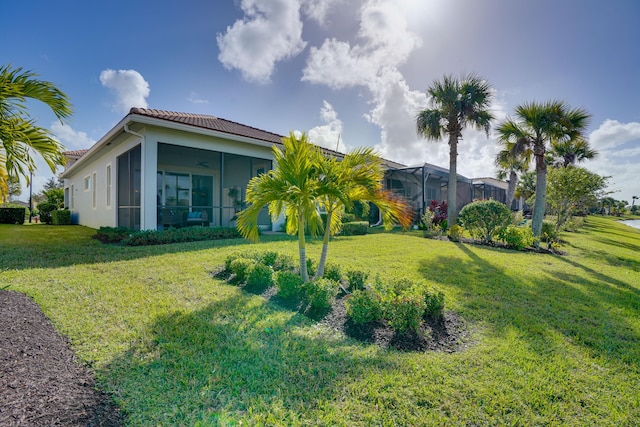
[1,216,639,426]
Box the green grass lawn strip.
[1,216,638,425]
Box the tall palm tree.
[416,73,494,226]
[495,140,530,209]
[547,137,597,167]
[496,101,590,240]
[236,132,324,282]
[314,147,412,279]
[0,64,72,200]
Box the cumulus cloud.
[217,0,306,83]
[99,69,150,113]
[588,119,640,202]
[302,0,420,88]
[307,100,346,152]
[300,0,345,26]
[50,122,95,150]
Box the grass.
[1,217,639,426]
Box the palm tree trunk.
[298,211,309,282]
[506,170,517,209]
[447,135,458,227]
[315,209,333,281]
[532,154,547,244]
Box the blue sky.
[3,0,640,203]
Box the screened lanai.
[384,163,474,220]
[156,143,272,230]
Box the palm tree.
[631,195,638,207]
[416,74,494,226]
[314,147,412,279]
[0,64,72,200]
[236,132,324,282]
[496,101,590,240]
[547,137,597,167]
[495,140,530,209]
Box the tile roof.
[129,108,285,145]
[64,108,406,169]
[63,149,89,157]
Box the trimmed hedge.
[37,202,58,225]
[93,226,242,246]
[0,207,25,224]
[51,209,71,225]
[339,221,368,236]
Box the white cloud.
[50,122,95,150]
[187,91,209,104]
[217,0,306,83]
[300,0,345,26]
[302,0,420,88]
[588,119,640,203]
[307,100,346,152]
[99,69,150,113]
[589,119,640,150]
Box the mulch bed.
[227,271,473,353]
[0,290,122,427]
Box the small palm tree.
[416,73,493,226]
[0,64,72,201]
[496,101,590,240]
[314,147,412,279]
[495,140,530,209]
[236,132,324,282]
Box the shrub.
[512,210,525,225]
[260,251,280,267]
[229,258,255,283]
[541,221,558,242]
[562,216,584,232]
[37,202,58,224]
[341,213,356,223]
[382,288,426,334]
[0,207,26,224]
[51,209,71,225]
[306,258,317,277]
[245,263,274,292]
[303,278,339,310]
[459,199,512,243]
[339,221,368,236]
[120,226,241,246]
[446,224,463,241]
[323,262,342,282]
[498,225,534,250]
[423,288,445,319]
[272,253,295,272]
[92,226,132,243]
[275,270,304,299]
[428,200,448,228]
[345,290,382,324]
[345,269,368,291]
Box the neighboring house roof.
[62,108,407,173]
[472,177,509,189]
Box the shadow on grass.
[418,243,639,368]
[100,293,394,425]
[0,224,296,271]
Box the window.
[92,172,97,208]
[70,184,74,209]
[106,165,112,207]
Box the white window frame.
[84,175,91,192]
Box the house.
[61,108,508,231]
[61,108,288,230]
